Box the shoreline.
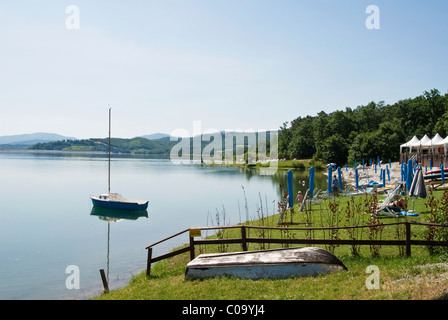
[0,149,171,159]
[0,149,106,154]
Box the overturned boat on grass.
[185,246,347,280]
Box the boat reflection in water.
[90,207,148,292]
[90,207,148,222]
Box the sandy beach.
[339,162,403,188]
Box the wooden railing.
[145,222,448,277]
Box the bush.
[425,189,448,255]
[292,161,305,169]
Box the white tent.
[441,135,448,156]
[400,136,421,153]
[420,134,432,148]
[400,134,448,155]
[431,133,445,146]
[441,136,448,146]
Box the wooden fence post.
[146,247,152,277]
[189,236,195,260]
[241,226,248,251]
[99,269,109,294]
[405,222,411,257]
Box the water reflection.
[243,168,328,206]
[89,207,148,286]
[90,207,148,222]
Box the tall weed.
[425,188,448,255]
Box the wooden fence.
[145,221,448,277]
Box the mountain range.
[0,133,78,149]
[1,131,276,158]
[0,132,175,147]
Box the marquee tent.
[400,135,422,154]
[420,134,432,148]
[432,133,445,146]
[400,134,448,156]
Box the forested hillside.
[279,89,448,166]
[29,137,177,156]
[28,132,273,159]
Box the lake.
[0,151,326,300]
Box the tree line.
[279,89,448,167]
[29,137,177,155]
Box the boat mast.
[108,106,111,194]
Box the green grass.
[94,189,448,300]
[95,253,448,300]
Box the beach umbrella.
[441,164,445,184]
[309,167,315,199]
[401,163,405,182]
[409,164,427,198]
[337,167,343,191]
[409,164,427,211]
[406,159,413,191]
[327,165,333,194]
[287,170,293,208]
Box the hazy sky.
[1,0,447,139]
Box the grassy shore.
[94,189,448,300]
[214,158,326,171]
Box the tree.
[320,134,349,166]
[287,116,315,159]
[278,122,290,159]
[277,88,448,164]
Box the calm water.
[0,152,326,300]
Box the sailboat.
[90,108,149,211]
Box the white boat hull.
[185,247,347,280]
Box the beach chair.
[375,183,403,217]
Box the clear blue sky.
[1,0,447,139]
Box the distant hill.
[28,136,178,156]
[26,130,277,158]
[140,133,173,140]
[0,132,77,149]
